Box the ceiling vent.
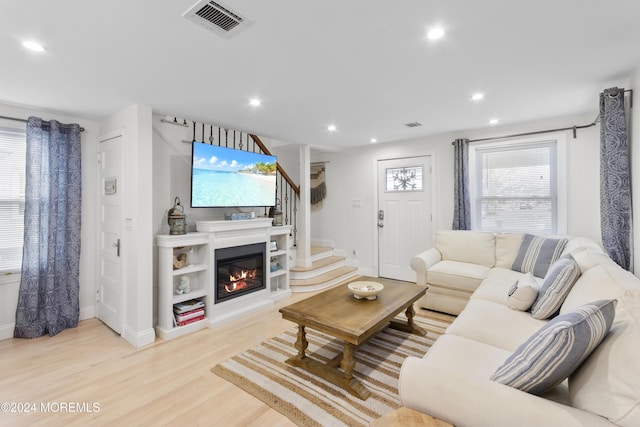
[183,0,253,39]
[404,122,422,128]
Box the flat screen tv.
[191,142,278,208]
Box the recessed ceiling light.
[489,118,499,125]
[249,98,261,107]
[426,28,445,40]
[22,41,45,52]
[370,138,377,143]
[327,124,337,132]
[471,93,484,101]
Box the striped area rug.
[212,313,452,427]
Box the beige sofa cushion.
[435,230,496,267]
[400,335,612,427]
[446,299,547,352]
[562,237,604,257]
[561,260,637,315]
[572,248,608,272]
[427,260,489,293]
[569,291,640,427]
[495,233,523,268]
[472,268,543,306]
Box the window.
[470,138,562,234]
[0,128,26,273]
[385,166,424,192]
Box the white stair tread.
[290,265,357,287]
[290,255,345,272]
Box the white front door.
[96,133,124,334]
[377,156,433,281]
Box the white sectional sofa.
[399,230,640,427]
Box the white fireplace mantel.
[196,218,274,234]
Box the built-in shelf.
[269,225,291,299]
[156,220,292,340]
[172,264,207,276]
[172,289,207,305]
[156,232,209,340]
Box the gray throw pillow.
[511,234,568,278]
[490,299,616,395]
[531,254,581,320]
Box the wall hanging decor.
[311,162,327,205]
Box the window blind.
[474,141,557,233]
[0,128,26,272]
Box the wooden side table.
[370,407,454,427]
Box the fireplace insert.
[215,242,266,303]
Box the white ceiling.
[2,1,640,149]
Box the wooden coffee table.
[279,280,426,400]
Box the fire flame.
[224,269,257,293]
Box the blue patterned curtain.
[452,138,471,230]
[14,117,82,338]
[600,87,632,271]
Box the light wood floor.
[0,278,453,427]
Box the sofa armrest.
[410,248,442,286]
[398,356,616,427]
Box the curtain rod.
[454,89,633,144]
[0,115,85,132]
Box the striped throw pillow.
[511,234,568,278]
[490,299,616,395]
[531,254,581,319]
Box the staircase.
[289,246,358,292]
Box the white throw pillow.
[507,274,539,311]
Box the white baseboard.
[123,326,156,348]
[79,305,95,321]
[333,248,347,258]
[0,323,14,340]
[356,267,377,277]
[311,238,335,248]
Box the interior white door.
[96,134,124,334]
[378,156,433,281]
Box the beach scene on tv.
[191,142,277,207]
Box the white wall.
[0,102,99,340]
[100,104,155,348]
[311,113,602,277]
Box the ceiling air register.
[183,0,253,39]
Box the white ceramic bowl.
[348,281,384,300]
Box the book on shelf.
[176,315,205,327]
[173,306,205,316]
[173,299,205,314]
[174,308,205,323]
